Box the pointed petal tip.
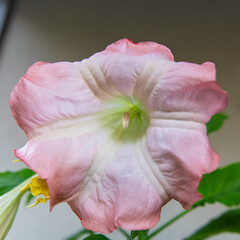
[103,38,174,61]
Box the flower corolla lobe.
[10,39,228,233]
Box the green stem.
[118,227,130,238]
[148,209,193,239]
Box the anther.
[122,112,130,129]
[20,175,50,207]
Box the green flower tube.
[0,175,36,240]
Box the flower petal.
[147,126,219,209]
[14,128,106,207]
[68,143,170,233]
[148,62,228,122]
[85,38,174,97]
[9,61,102,136]
[102,38,174,60]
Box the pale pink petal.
[83,38,174,97]
[9,60,108,206]
[9,61,102,136]
[147,126,219,209]
[14,130,105,207]
[102,38,174,60]
[68,143,170,233]
[148,62,228,122]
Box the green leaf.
[0,168,35,196]
[64,229,93,240]
[131,230,140,239]
[194,162,240,207]
[185,208,240,240]
[138,230,149,240]
[206,113,228,135]
[83,234,110,240]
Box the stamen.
[30,176,49,197]
[122,112,130,129]
[12,159,21,163]
[20,175,50,207]
[27,197,50,208]
[20,183,31,194]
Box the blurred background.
[0,0,239,239]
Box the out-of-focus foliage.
[0,168,34,196]
[194,162,240,207]
[83,234,110,240]
[64,229,93,240]
[206,113,228,135]
[185,208,240,240]
[131,230,140,239]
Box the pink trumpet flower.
[10,39,228,233]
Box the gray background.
[0,0,239,239]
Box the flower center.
[102,97,150,142]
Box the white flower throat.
[101,97,150,142]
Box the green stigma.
[100,97,150,142]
